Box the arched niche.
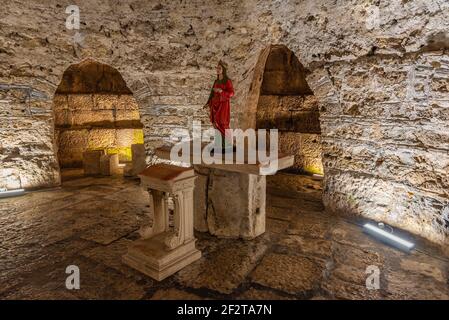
[255,45,323,175]
[53,59,145,177]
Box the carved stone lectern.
[122,164,201,281]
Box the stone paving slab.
[175,237,269,295]
[250,252,326,297]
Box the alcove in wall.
[256,45,323,175]
[53,59,144,179]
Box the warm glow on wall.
[89,128,144,162]
[304,163,324,175]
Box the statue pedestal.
[122,164,201,281]
[194,166,266,239]
[155,142,294,239]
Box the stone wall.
[54,93,143,167]
[319,52,449,245]
[0,0,448,245]
[257,95,323,174]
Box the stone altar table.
[122,163,201,281]
[155,142,294,239]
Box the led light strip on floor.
[0,188,26,199]
[363,223,415,252]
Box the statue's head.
[216,60,228,78]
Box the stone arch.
[247,45,323,175]
[52,58,146,178]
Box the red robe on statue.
[207,78,234,138]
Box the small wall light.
[0,188,26,199]
[312,173,324,180]
[363,222,415,252]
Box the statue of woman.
[203,61,234,151]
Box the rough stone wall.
[257,95,320,133]
[257,95,323,174]
[0,0,448,245]
[0,82,59,190]
[319,52,449,245]
[279,132,323,174]
[54,93,142,167]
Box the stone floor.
[0,172,448,300]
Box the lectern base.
[123,234,201,281]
